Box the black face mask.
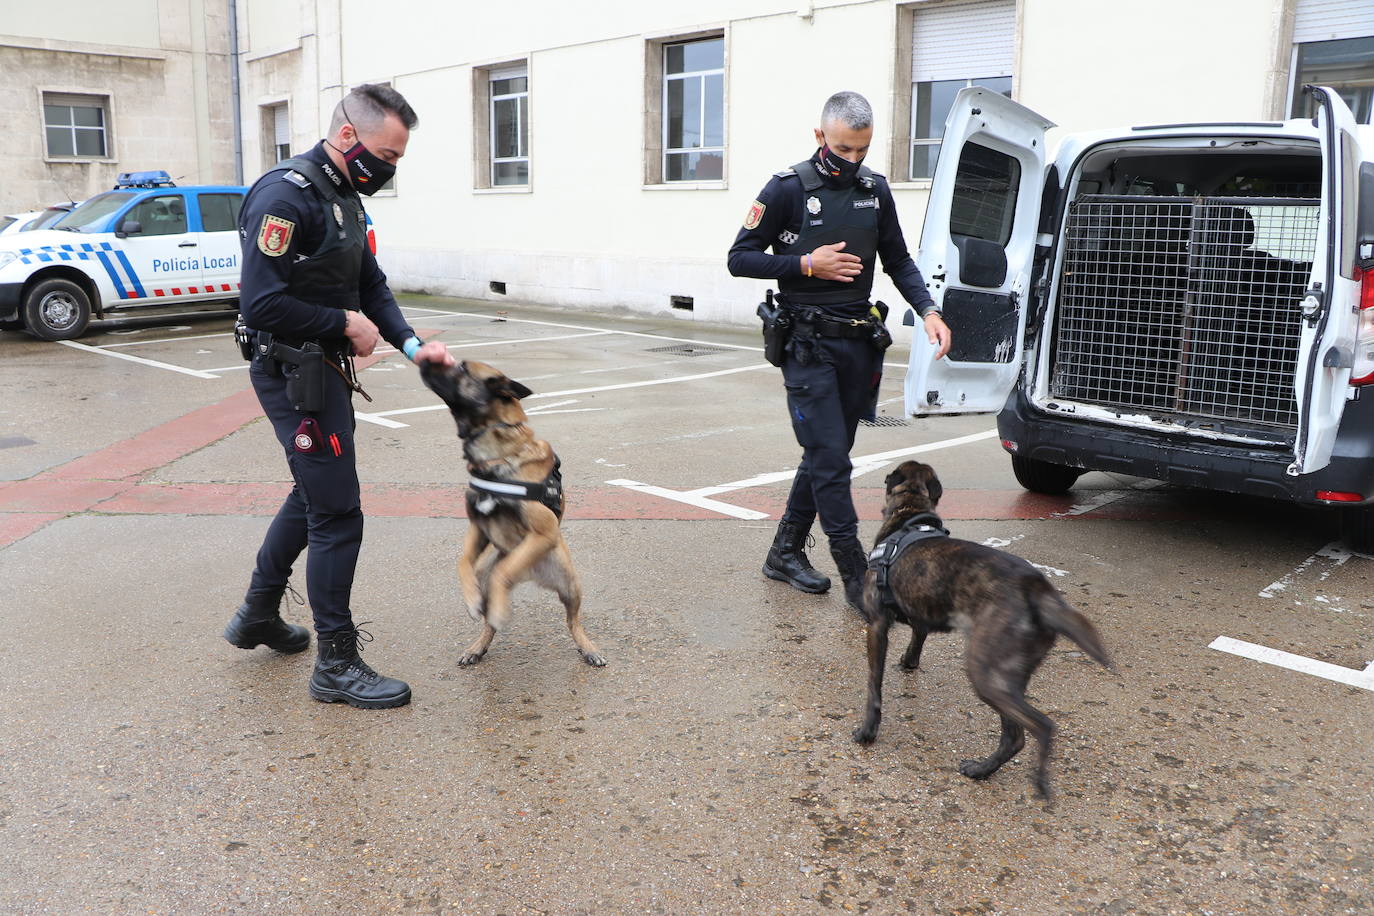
[331,102,397,195]
[816,140,863,186]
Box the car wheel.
[1338,506,1374,555]
[23,278,92,341]
[1010,454,1082,495]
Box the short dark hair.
[330,83,418,135]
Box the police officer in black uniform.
[728,91,952,611]
[222,84,455,708]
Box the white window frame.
[489,65,529,187]
[42,92,111,161]
[909,75,1014,181]
[661,37,725,183]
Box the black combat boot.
[829,537,870,615]
[223,586,310,653]
[309,625,412,709]
[763,517,831,594]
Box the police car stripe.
[93,251,128,298]
[112,250,146,298]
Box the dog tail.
[1030,582,1114,671]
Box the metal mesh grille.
[645,344,733,356]
[1050,195,1318,430]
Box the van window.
[949,141,1019,245]
[125,195,187,236]
[198,193,243,233]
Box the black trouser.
[247,353,361,636]
[780,334,882,542]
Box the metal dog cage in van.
[1048,195,1320,431]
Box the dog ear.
[924,472,943,506]
[487,375,534,401]
[884,469,904,493]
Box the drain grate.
[860,416,910,427]
[646,344,733,357]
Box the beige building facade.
[0,0,238,214]
[230,0,1372,335]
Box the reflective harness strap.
[868,512,950,603]
[467,456,564,520]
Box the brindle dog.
[420,359,605,668]
[853,460,1112,799]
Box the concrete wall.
[0,0,237,213]
[235,0,1309,335]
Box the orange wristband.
[805,253,813,277]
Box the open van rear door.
[1291,86,1362,476]
[905,87,1055,416]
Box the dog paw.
[958,758,997,780]
[457,651,486,667]
[852,724,878,745]
[582,651,607,667]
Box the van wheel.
[1011,455,1082,494]
[24,278,91,341]
[1338,506,1374,555]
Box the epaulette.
[281,170,311,189]
[774,167,798,179]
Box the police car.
[0,171,248,340]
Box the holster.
[274,341,327,413]
[869,300,893,353]
[756,289,793,368]
[233,314,254,361]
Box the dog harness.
[468,457,564,520]
[867,511,949,605]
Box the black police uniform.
[728,152,937,606]
[223,141,417,708]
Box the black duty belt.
[790,309,873,340]
[868,511,950,605]
[468,457,564,520]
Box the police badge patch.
[257,214,295,257]
[743,200,766,230]
[806,196,822,215]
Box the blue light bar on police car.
[114,171,176,188]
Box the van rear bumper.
[996,386,1374,507]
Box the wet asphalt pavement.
[1,296,1371,914]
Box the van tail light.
[1351,266,1374,385]
[1317,490,1364,502]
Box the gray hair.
[820,91,873,131]
[329,83,419,135]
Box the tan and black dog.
[853,460,1112,800]
[420,359,605,668]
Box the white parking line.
[1258,542,1363,609]
[369,363,774,419]
[99,331,233,348]
[57,339,220,379]
[1209,636,1374,692]
[609,428,999,519]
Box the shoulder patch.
[257,214,295,257]
[774,167,798,179]
[743,200,766,230]
[281,170,311,189]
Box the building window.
[490,66,529,186]
[904,0,1015,180]
[911,77,1013,179]
[662,37,724,182]
[1289,35,1374,123]
[43,93,109,159]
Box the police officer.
[222,84,454,708]
[728,91,952,611]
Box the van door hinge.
[1301,283,1325,326]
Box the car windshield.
[51,191,135,232]
[27,208,71,231]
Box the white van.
[906,86,1374,550]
